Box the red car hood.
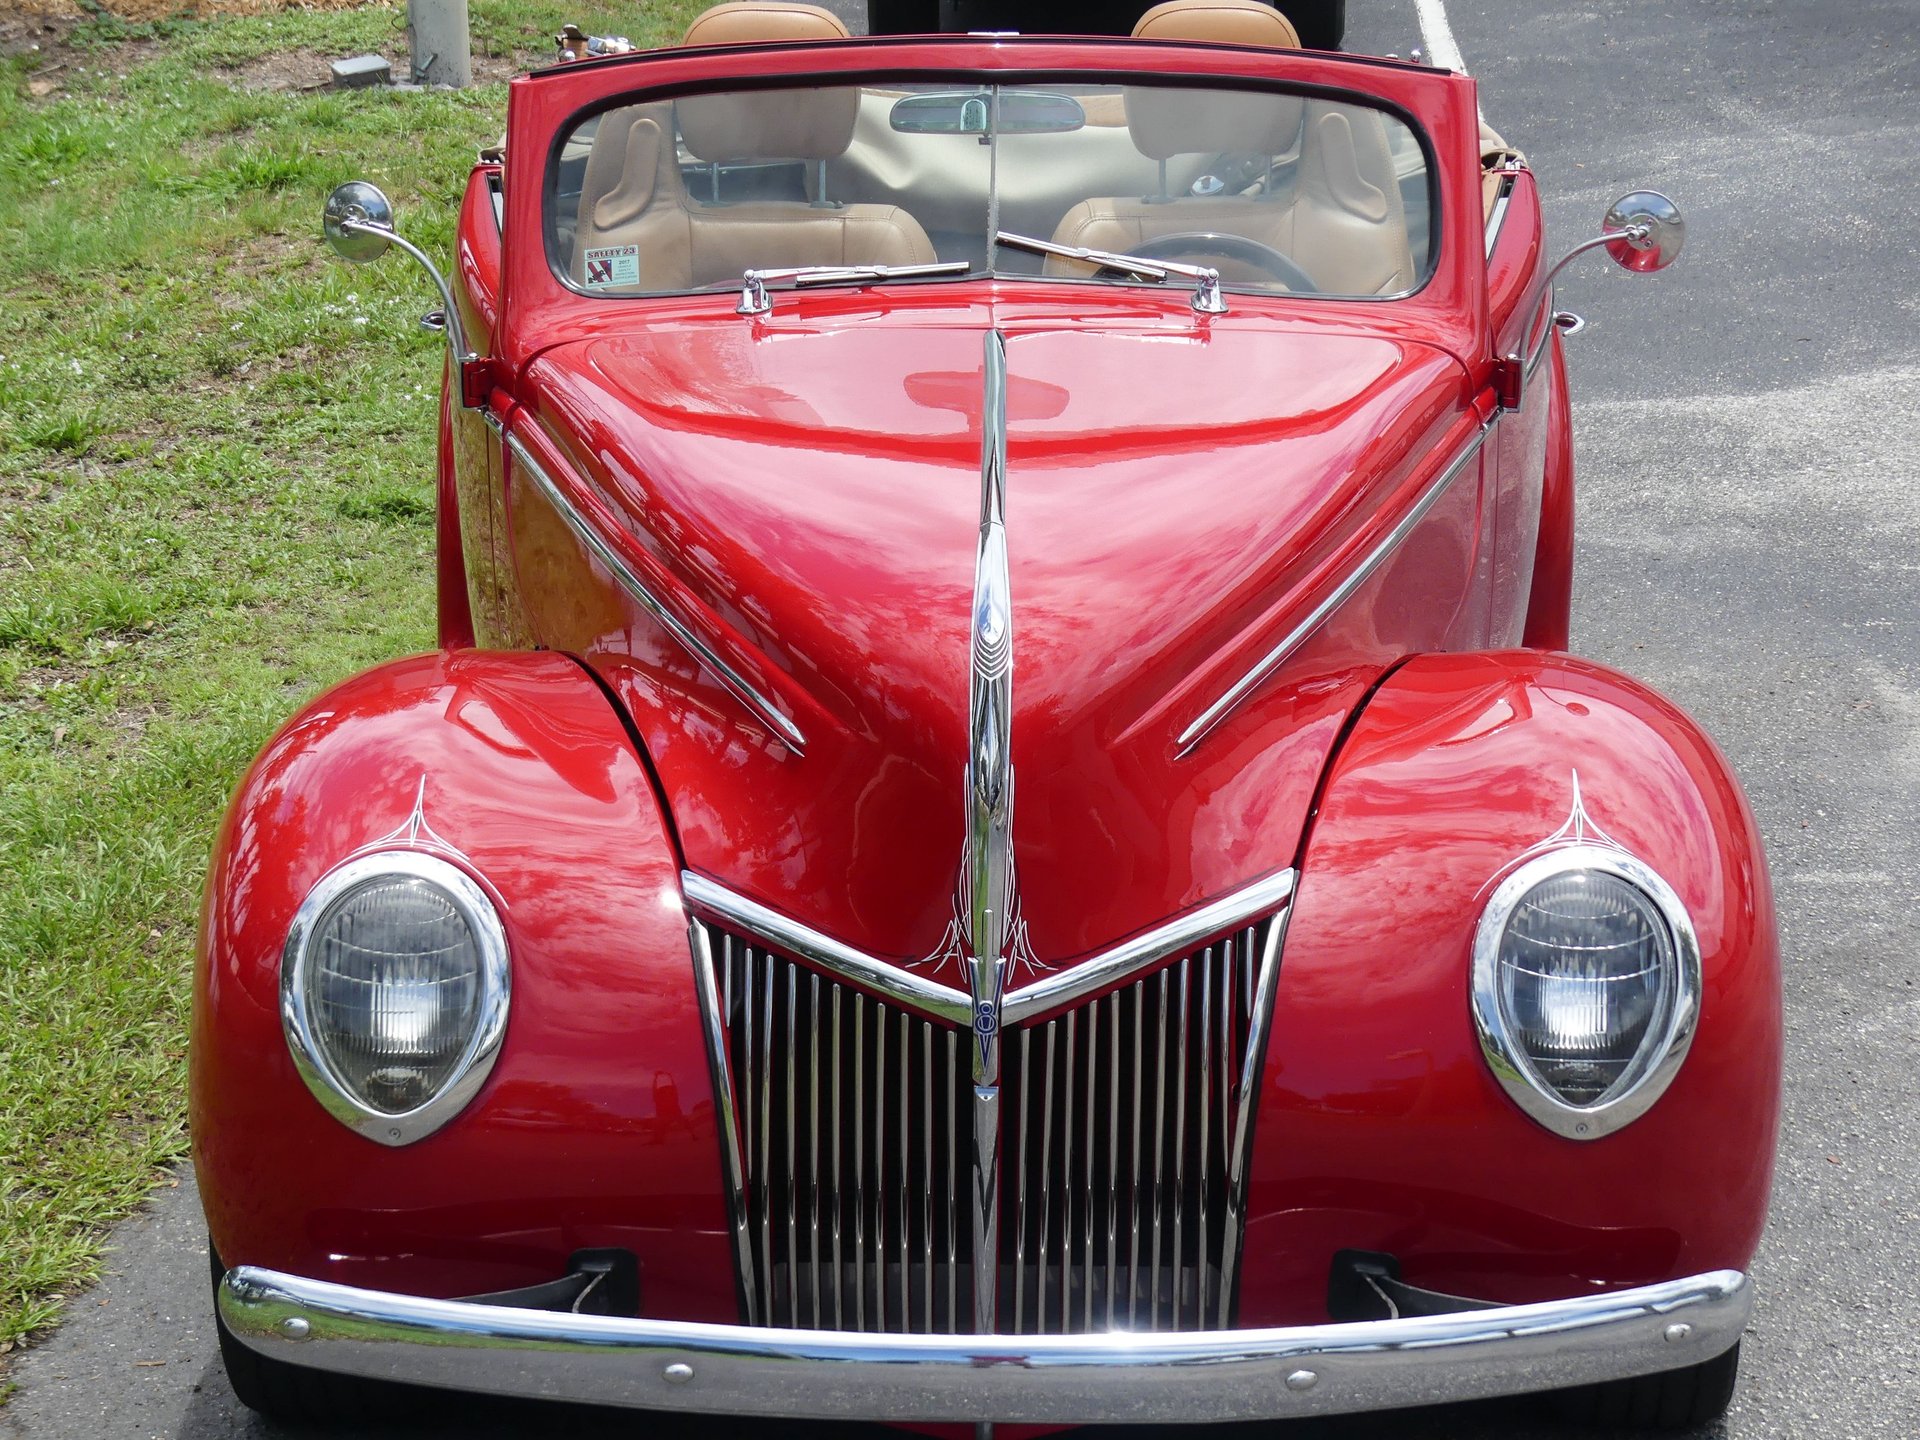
[518,309,1470,978]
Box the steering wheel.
[1123,232,1319,293]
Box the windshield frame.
[539,66,1444,308]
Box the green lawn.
[0,0,704,1382]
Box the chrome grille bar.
[922,1021,934,1335]
[695,914,1282,1335]
[1172,954,1190,1326]
[808,974,822,1329]
[757,947,774,1321]
[945,1027,959,1334]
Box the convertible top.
[869,0,1347,52]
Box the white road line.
[1413,0,1469,73]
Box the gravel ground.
[5,0,1917,1435]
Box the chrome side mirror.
[1601,190,1685,274]
[321,180,486,405]
[1497,190,1687,410]
[1537,190,1688,299]
[323,181,396,264]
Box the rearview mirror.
[890,90,1086,137]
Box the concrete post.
[407,0,472,88]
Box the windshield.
[550,78,1433,302]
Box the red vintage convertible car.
[193,2,1781,1431]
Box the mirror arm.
[338,218,487,404]
[1495,220,1654,410]
[1512,223,1651,351]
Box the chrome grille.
[711,928,972,1332]
[694,917,1278,1334]
[1005,930,1263,1332]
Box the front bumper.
[220,1265,1748,1423]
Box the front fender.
[1237,651,1780,1324]
[189,650,736,1322]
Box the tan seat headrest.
[1131,0,1301,48]
[678,83,861,164]
[681,2,850,46]
[1128,0,1302,161]
[1124,84,1303,161]
[677,5,856,164]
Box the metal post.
[407,0,472,88]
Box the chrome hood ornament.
[965,329,1015,1073]
[965,330,1013,1337]
[918,330,1042,995]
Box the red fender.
[189,649,737,1321]
[1236,650,1780,1324]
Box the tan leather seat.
[1131,0,1301,46]
[681,1,852,45]
[571,4,936,292]
[1045,0,1415,296]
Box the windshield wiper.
[737,261,971,316]
[994,230,1227,316]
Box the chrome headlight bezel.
[280,851,510,1147]
[1471,843,1701,1141]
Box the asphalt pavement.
[5,1,1918,1436]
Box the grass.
[0,0,706,1379]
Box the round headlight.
[282,852,509,1145]
[1472,845,1699,1140]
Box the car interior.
[550,0,1437,300]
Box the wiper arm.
[737,261,971,316]
[994,230,1227,316]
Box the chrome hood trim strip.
[681,867,1295,1030]
[505,427,806,755]
[999,868,1295,1026]
[682,873,970,1027]
[1176,418,1496,757]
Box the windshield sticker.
[582,244,639,289]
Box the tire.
[210,1244,427,1423]
[1546,1343,1742,1431]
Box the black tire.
[1546,1343,1741,1431]
[210,1244,427,1423]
